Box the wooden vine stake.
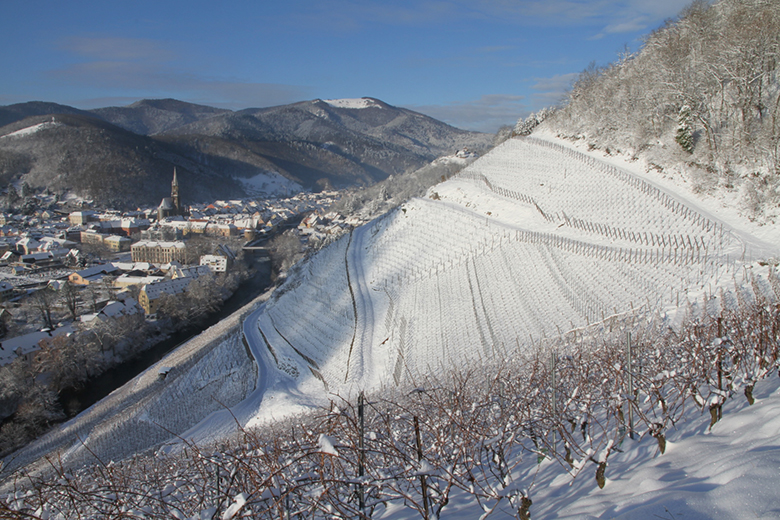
[414,416,429,520]
[717,317,724,420]
[550,351,557,453]
[358,391,366,516]
[627,332,634,440]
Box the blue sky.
[1,0,695,132]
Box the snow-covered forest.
[544,0,780,220]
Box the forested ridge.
[543,0,780,220]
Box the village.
[0,170,365,372]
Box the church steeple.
[171,167,180,213]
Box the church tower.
[156,167,182,221]
[171,167,180,214]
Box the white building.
[200,254,228,273]
[138,278,192,314]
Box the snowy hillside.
[0,299,261,479]
[0,120,61,139]
[3,135,780,519]
[252,136,777,413]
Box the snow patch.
[324,98,381,109]
[1,120,61,139]
[317,434,339,456]
[239,171,301,197]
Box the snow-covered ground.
[0,291,269,480]
[324,98,383,109]
[532,128,780,252]
[239,171,301,197]
[369,373,780,520]
[530,374,780,519]
[250,136,777,413]
[235,135,780,516]
[0,120,61,139]
[4,135,779,518]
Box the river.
[58,257,272,417]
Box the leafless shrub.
[3,289,780,518]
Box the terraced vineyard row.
[255,137,759,394]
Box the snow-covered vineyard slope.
[1,314,256,478]
[254,136,778,405]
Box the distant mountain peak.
[127,98,227,112]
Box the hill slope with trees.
[542,0,780,221]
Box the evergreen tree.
[675,105,694,153]
[6,185,19,206]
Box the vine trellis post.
[627,332,634,440]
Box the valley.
[4,133,779,519]
[3,0,779,518]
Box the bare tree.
[60,280,80,321]
[0,359,28,420]
[268,230,303,277]
[86,313,148,357]
[156,275,223,327]
[31,287,56,329]
[84,284,101,313]
[34,334,102,392]
[546,0,780,213]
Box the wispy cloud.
[71,96,145,109]
[406,94,528,133]
[476,45,517,54]
[62,36,176,62]
[266,0,470,34]
[472,0,690,27]
[0,94,20,106]
[531,72,579,94]
[50,37,310,109]
[529,72,579,107]
[602,16,653,34]
[295,0,692,38]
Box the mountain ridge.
[0,97,492,207]
[90,98,231,136]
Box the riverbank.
[1,258,275,480]
[1,279,274,484]
[58,258,272,418]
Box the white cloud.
[274,0,692,34]
[70,96,144,109]
[406,94,528,133]
[603,16,653,34]
[531,72,579,93]
[473,0,692,26]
